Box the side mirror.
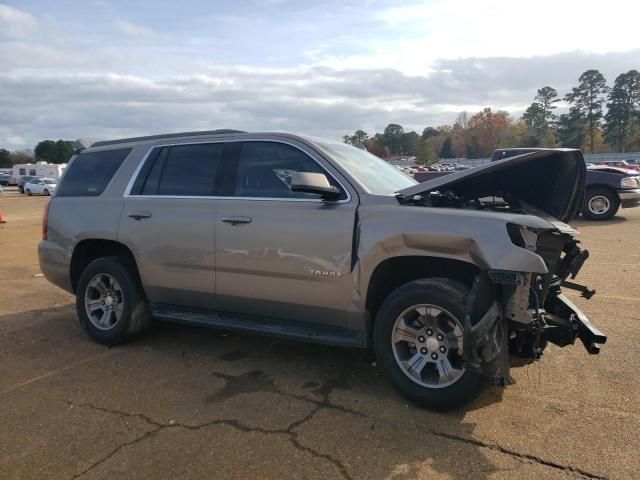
[290,172,341,200]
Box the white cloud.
[0,4,38,39]
[5,135,25,146]
[345,0,640,75]
[114,19,153,37]
[1,1,639,149]
[2,47,638,148]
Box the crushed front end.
[395,148,607,385]
[466,224,607,385]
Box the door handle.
[128,211,152,220]
[221,216,252,225]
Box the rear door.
[119,142,230,310]
[215,140,358,328]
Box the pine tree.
[564,70,608,153]
[604,70,640,152]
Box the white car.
[24,177,57,196]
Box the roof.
[74,130,338,154]
[88,129,246,148]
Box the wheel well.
[70,239,139,293]
[365,256,480,323]
[585,184,618,198]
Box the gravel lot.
[1,187,638,480]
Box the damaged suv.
[39,131,606,410]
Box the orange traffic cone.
[0,210,6,223]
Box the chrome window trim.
[122,138,352,204]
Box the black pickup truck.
[491,149,640,220]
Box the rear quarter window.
[56,148,130,197]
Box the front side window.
[56,149,130,197]
[235,142,344,199]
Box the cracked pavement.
[1,192,639,479]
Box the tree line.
[343,69,640,162]
[0,140,74,168]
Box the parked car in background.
[0,171,11,185]
[24,177,57,196]
[583,166,640,220]
[625,158,640,168]
[597,160,640,172]
[17,176,36,193]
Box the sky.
[1,0,639,149]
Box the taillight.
[42,199,51,240]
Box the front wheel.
[76,256,152,345]
[26,189,32,196]
[582,187,619,220]
[44,189,50,196]
[373,278,483,410]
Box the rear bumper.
[619,189,640,208]
[38,240,73,294]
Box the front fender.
[354,205,551,313]
[359,204,548,269]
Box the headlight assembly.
[621,176,640,188]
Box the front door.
[119,142,227,310]
[215,140,357,328]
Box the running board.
[150,303,364,348]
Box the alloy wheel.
[84,273,124,331]
[391,304,465,388]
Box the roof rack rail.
[74,138,95,152]
[90,129,247,148]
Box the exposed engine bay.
[396,148,587,223]
[460,225,606,386]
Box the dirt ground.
[1,186,638,480]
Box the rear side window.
[132,143,224,196]
[56,149,130,197]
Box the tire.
[582,187,619,220]
[76,256,151,345]
[373,278,484,410]
[26,189,31,196]
[18,186,24,194]
[44,189,50,196]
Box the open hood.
[396,149,586,223]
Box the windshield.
[314,141,417,195]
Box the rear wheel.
[44,189,50,196]
[26,189,32,196]
[76,256,151,345]
[582,187,619,220]
[18,186,24,193]
[373,278,484,410]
